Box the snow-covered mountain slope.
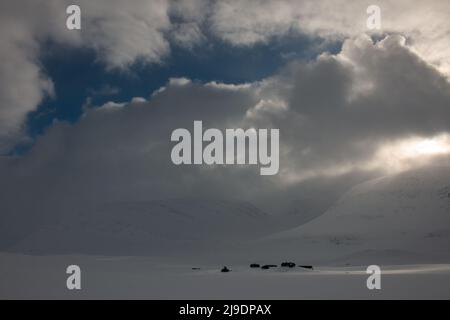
[260,166,450,264]
[8,199,278,255]
[5,166,450,264]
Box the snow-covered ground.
[1,253,450,299]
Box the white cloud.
[0,18,54,151]
[170,22,205,49]
[79,0,171,68]
[209,0,450,77]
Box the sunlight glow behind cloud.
[373,134,450,173]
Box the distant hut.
[299,265,314,270]
[261,264,277,269]
[281,262,296,268]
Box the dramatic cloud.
[256,35,450,183]
[1,0,450,151]
[1,35,450,247]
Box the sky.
[1,0,450,247]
